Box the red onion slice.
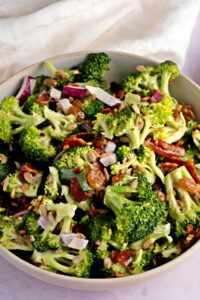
[18,169,27,181]
[16,75,36,102]
[100,153,117,167]
[151,91,163,103]
[12,209,29,219]
[86,85,121,107]
[104,141,116,153]
[63,85,87,98]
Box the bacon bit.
[112,173,122,184]
[25,163,38,174]
[184,159,200,184]
[75,132,93,141]
[111,250,120,263]
[114,271,129,278]
[116,90,125,100]
[115,250,134,267]
[145,137,185,158]
[100,107,112,114]
[95,148,104,156]
[70,178,88,202]
[36,93,53,105]
[141,96,151,102]
[62,137,87,150]
[73,168,82,174]
[160,162,179,175]
[75,224,86,234]
[87,162,106,190]
[186,224,194,234]
[178,178,200,195]
[194,227,200,239]
[92,137,104,150]
[41,258,46,266]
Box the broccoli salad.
[0,52,200,278]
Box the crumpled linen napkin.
[0,0,199,82]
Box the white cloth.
[0,0,199,82]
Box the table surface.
[0,12,200,300]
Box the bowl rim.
[0,50,200,289]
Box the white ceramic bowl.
[0,51,200,290]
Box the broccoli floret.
[56,146,94,171]
[116,145,131,162]
[154,242,182,259]
[121,66,158,95]
[80,214,114,245]
[0,151,14,182]
[19,126,56,162]
[104,174,166,243]
[26,200,77,252]
[23,94,39,113]
[0,97,45,142]
[157,60,179,95]
[130,249,153,274]
[0,214,33,251]
[74,52,111,89]
[153,111,186,144]
[43,106,77,140]
[31,248,93,278]
[130,223,172,250]
[110,154,137,175]
[4,170,43,199]
[164,166,200,237]
[44,167,61,199]
[82,99,105,119]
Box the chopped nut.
[21,183,29,192]
[113,108,118,115]
[14,238,25,245]
[129,244,140,251]
[56,249,63,254]
[141,96,151,102]
[104,257,112,270]
[135,115,144,130]
[41,206,48,219]
[132,103,140,115]
[142,237,154,250]
[136,65,147,72]
[11,201,18,207]
[130,178,139,190]
[140,108,149,115]
[19,229,27,235]
[47,211,55,226]
[24,171,34,184]
[100,152,113,158]
[11,188,16,199]
[66,123,77,131]
[76,233,87,239]
[156,190,166,202]
[68,96,74,103]
[125,168,132,175]
[103,168,109,182]
[91,94,96,102]
[119,136,130,143]
[2,176,9,192]
[43,78,57,87]
[0,153,8,164]
[89,151,96,163]
[55,69,70,79]
[30,235,35,242]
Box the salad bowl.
[0,51,200,290]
